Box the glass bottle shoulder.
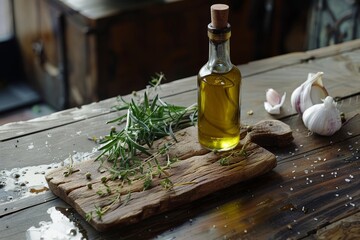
[198,64,242,81]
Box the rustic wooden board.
[46,126,277,231]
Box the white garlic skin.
[266,88,281,106]
[290,84,304,113]
[291,72,328,114]
[264,89,286,115]
[302,96,342,136]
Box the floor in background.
[0,81,55,126]
[0,81,41,112]
[0,103,54,126]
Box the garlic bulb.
[264,88,286,115]
[290,72,329,114]
[302,96,342,136]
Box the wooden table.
[1,39,360,239]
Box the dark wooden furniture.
[13,0,260,110]
[1,39,360,239]
[13,0,309,110]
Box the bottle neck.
[207,39,232,73]
[206,24,232,73]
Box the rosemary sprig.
[219,134,251,166]
[86,74,198,221]
[92,73,197,187]
[63,154,75,177]
[106,141,178,189]
[86,191,130,221]
[96,74,198,173]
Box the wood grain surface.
[46,126,277,231]
[1,39,360,240]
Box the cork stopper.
[210,4,229,29]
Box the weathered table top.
[1,39,360,239]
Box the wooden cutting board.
[46,121,291,231]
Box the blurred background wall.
[0,0,12,41]
[0,0,359,121]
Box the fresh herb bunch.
[85,74,198,221]
[96,73,197,175]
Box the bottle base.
[199,136,240,152]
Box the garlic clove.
[291,72,329,114]
[266,88,281,106]
[302,96,342,136]
[310,83,328,105]
[264,89,286,115]
[290,85,303,113]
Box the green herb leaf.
[89,74,198,220]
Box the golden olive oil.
[197,4,242,151]
[197,66,241,151]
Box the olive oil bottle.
[197,4,242,151]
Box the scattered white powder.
[26,207,85,240]
[27,143,34,150]
[0,150,97,203]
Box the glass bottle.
[197,4,242,151]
